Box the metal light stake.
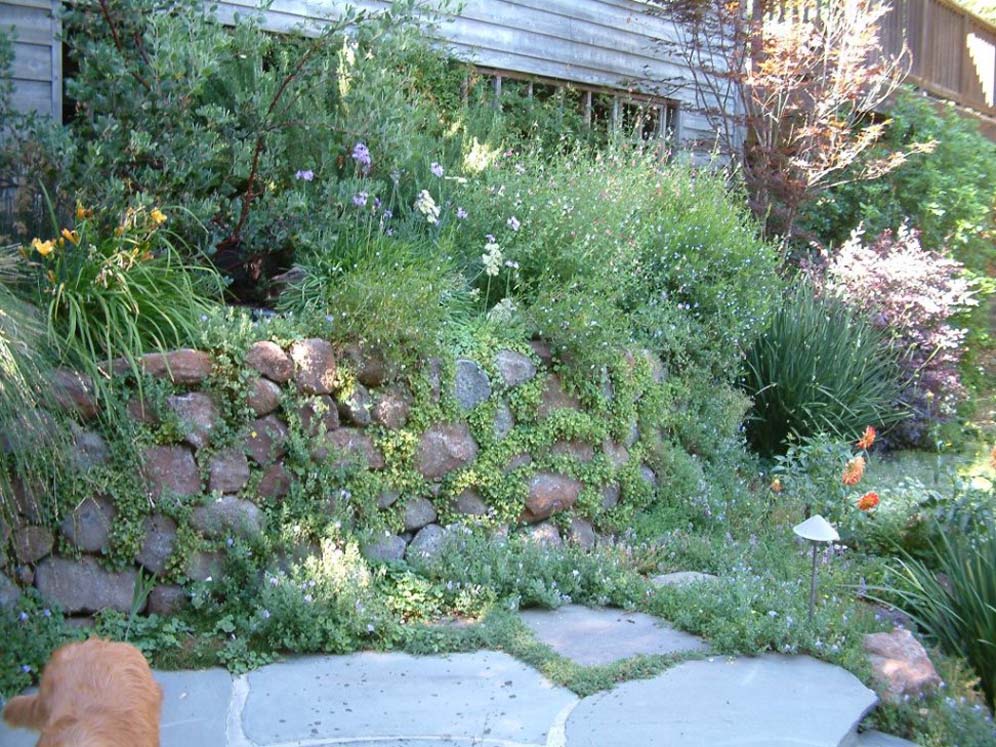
[792,515,840,624]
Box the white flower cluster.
[414,190,440,224]
[488,297,517,322]
[482,241,503,276]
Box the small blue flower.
[20,664,31,673]
[42,609,51,618]
[226,537,234,548]
[261,609,271,620]
[353,192,368,207]
[382,209,393,221]
[295,169,315,182]
[507,215,521,231]
[430,162,444,177]
[456,207,468,220]
[18,611,28,622]
[373,197,382,210]
[352,142,371,172]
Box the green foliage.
[742,282,906,455]
[881,512,996,708]
[0,594,78,698]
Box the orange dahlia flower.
[856,426,876,450]
[857,491,879,511]
[842,456,865,486]
[770,477,783,493]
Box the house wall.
[3,0,728,150]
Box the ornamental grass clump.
[742,282,905,455]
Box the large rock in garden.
[140,348,213,384]
[568,517,596,549]
[552,440,595,463]
[50,369,100,419]
[11,476,44,523]
[60,496,114,553]
[290,338,337,394]
[35,556,138,614]
[453,359,492,410]
[377,489,401,509]
[245,415,289,465]
[0,572,21,609]
[248,377,282,417]
[297,395,340,436]
[207,448,251,493]
[453,490,488,517]
[137,514,178,575]
[524,522,563,548]
[494,349,536,388]
[258,463,291,500]
[361,534,407,564]
[246,341,293,383]
[186,551,224,582]
[529,339,554,365]
[863,628,941,700]
[372,388,411,430]
[148,584,187,615]
[13,526,54,564]
[537,374,580,419]
[494,401,514,440]
[338,383,373,426]
[141,445,201,498]
[406,524,447,562]
[404,498,438,532]
[524,472,582,522]
[191,496,264,539]
[639,465,658,488]
[603,439,629,468]
[167,392,219,449]
[71,427,110,471]
[343,343,392,387]
[312,428,384,470]
[127,396,159,425]
[416,423,478,479]
[651,571,719,588]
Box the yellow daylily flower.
[61,228,80,245]
[150,208,167,225]
[75,202,93,221]
[31,238,55,257]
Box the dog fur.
[2,638,162,747]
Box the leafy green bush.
[742,282,906,455]
[883,513,996,708]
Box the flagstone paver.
[518,604,707,666]
[853,730,919,746]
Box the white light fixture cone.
[793,515,839,543]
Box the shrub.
[742,282,905,455]
[813,226,977,447]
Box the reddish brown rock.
[523,522,562,548]
[296,395,340,437]
[524,472,582,522]
[207,448,251,493]
[127,396,159,425]
[537,374,581,419]
[529,339,554,365]
[245,415,289,465]
[372,388,411,430]
[50,369,100,419]
[416,423,478,480]
[141,445,201,498]
[248,377,282,417]
[568,517,596,549]
[343,343,392,387]
[551,440,595,463]
[290,338,337,394]
[140,348,213,384]
[258,463,292,500]
[312,428,384,470]
[166,392,219,449]
[338,383,373,426]
[864,628,942,701]
[246,341,293,383]
[13,525,54,564]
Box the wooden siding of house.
[2,0,61,120]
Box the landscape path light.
[793,515,840,624]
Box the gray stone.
[139,348,213,384]
[425,357,443,403]
[191,496,264,539]
[71,428,110,471]
[551,440,595,463]
[568,517,596,549]
[244,415,289,465]
[312,428,384,470]
[13,525,53,564]
[10,475,44,523]
[537,374,581,418]
[494,400,514,440]
[639,464,658,488]
[167,392,219,449]
[60,496,114,553]
[602,439,629,468]
[338,382,373,426]
[856,730,919,747]
[529,338,554,364]
[35,556,138,614]
[523,522,562,548]
[207,448,250,494]
[14,564,32,586]
[126,396,159,425]
[602,483,620,509]
[520,605,707,666]
[246,340,293,383]
[148,584,188,615]
[242,651,577,746]
[453,358,492,410]
[50,369,100,419]
[361,533,407,563]
[257,463,291,500]
[406,524,447,562]
[290,338,337,394]
[453,489,488,516]
[404,498,438,532]
[565,654,877,747]
[505,452,533,473]
[864,627,941,701]
[137,514,178,575]
[343,343,392,387]
[247,377,282,417]
[186,550,224,582]
[296,395,339,436]
[377,489,401,509]
[495,349,537,387]
[524,472,582,522]
[156,668,233,747]
[0,572,21,609]
[142,445,201,498]
[416,423,478,479]
[651,571,720,587]
[372,388,411,429]
[624,419,640,447]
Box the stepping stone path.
[1,606,911,747]
[518,604,707,665]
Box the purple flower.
[507,215,521,231]
[374,197,382,210]
[456,207,468,220]
[382,209,393,221]
[20,664,31,673]
[353,192,368,207]
[295,169,315,182]
[485,233,496,243]
[430,162,444,178]
[18,611,28,622]
[352,142,371,172]
[42,608,51,618]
